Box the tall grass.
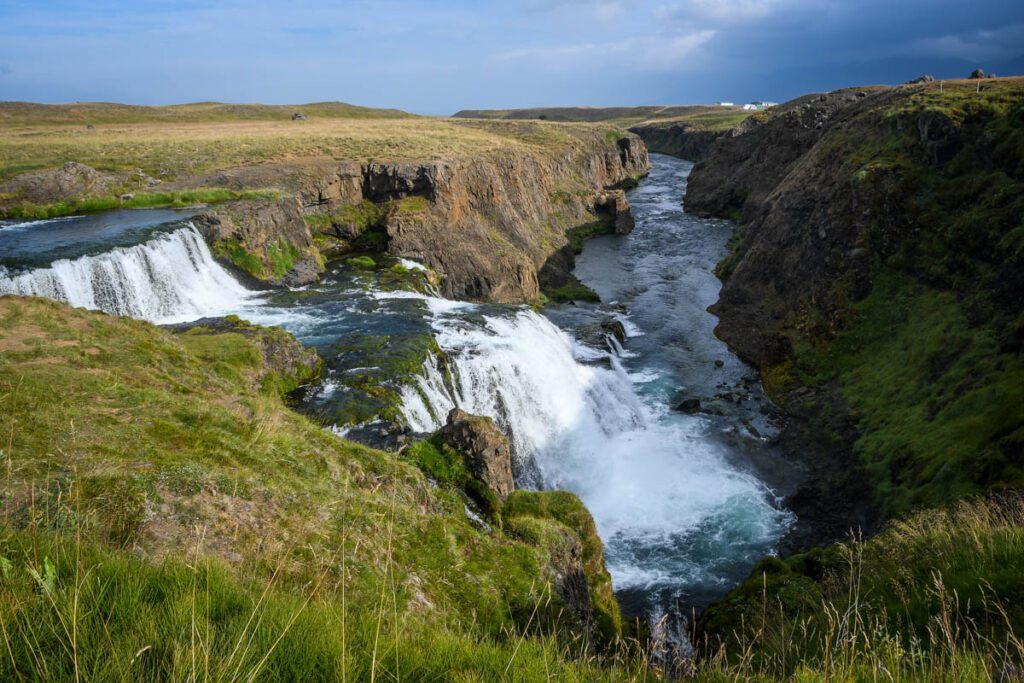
[694,495,1024,681]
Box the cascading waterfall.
[0,224,254,323]
[398,300,792,598]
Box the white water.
[0,224,255,323]
[398,302,791,593]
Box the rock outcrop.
[194,134,649,302]
[686,78,1024,537]
[436,409,514,499]
[629,122,725,161]
[1,161,116,205]
[194,197,323,287]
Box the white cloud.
[657,0,791,25]
[493,29,716,71]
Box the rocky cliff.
[628,121,726,161]
[686,78,1024,523]
[192,133,649,301]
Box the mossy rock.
[504,490,622,649]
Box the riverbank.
[676,77,1024,670]
[0,102,650,303]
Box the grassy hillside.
[0,109,626,185]
[0,100,417,126]
[0,296,645,681]
[695,494,1024,680]
[453,104,750,131]
[776,79,1024,515]
[683,78,1024,680]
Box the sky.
[1,0,1022,114]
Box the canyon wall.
[686,79,1024,523]
[629,121,727,161]
[192,135,650,302]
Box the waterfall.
[398,302,793,593]
[0,224,254,323]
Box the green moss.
[566,217,616,254]
[789,275,1024,517]
[316,331,442,427]
[212,238,265,278]
[403,437,501,523]
[544,276,600,303]
[211,237,307,281]
[0,296,648,681]
[504,491,623,649]
[1,188,281,220]
[267,239,303,279]
[393,195,429,214]
[345,255,376,270]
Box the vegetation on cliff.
[689,78,1024,516]
[695,495,1024,680]
[682,77,1024,676]
[0,296,643,680]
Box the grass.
[695,494,1024,681]
[453,104,752,130]
[544,276,601,303]
[762,80,1024,516]
[566,217,616,254]
[0,116,633,186]
[781,275,1024,516]
[0,295,649,681]
[0,188,281,220]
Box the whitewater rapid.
[1,158,793,615]
[0,223,254,323]
[396,297,791,594]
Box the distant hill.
[452,104,749,129]
[0,100,417,126]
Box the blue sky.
[1,0,1022,114]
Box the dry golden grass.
[0,115,617,182]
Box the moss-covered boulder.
[164,314,321,394]
[504,490,623,651]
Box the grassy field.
[0,296,647,681]
[453,104,752,130]
[0,104,624,184]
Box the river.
[0,153,794,626]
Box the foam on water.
[0,224,254,323]
[399,305,792,595]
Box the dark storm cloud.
[0,1,1020,112]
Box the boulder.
[437,409,514,499]
[969,69,987,79]
[907,75,934,84]
[592,189,635,233]
[673,398,702,414]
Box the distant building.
[718,101,735,106]
[743,101,777,111]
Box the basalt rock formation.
[629,121,726,161]
[687,78,1024,533]
[437,408,515,500]
[194,197,323,287]
[195,134,650,302]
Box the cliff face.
[629,122,725,161]
[193,134,649,302]
[687,78,1024,520]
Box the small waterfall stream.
[0,223,253,323]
